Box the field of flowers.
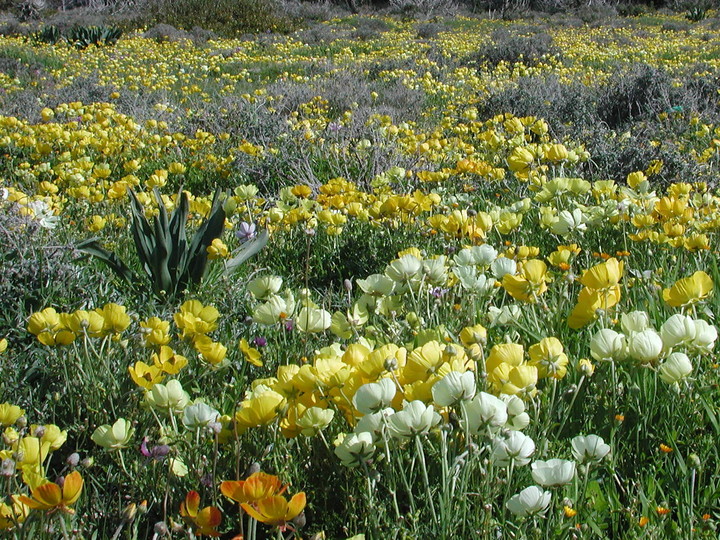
[1,7,720,539]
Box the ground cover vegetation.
[1,0,720,538]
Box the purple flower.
[140,437,171,462]
[252,336,267,347]
[236,222,257,241]
[284,319,294,332]
[430,287,449,299]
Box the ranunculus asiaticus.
[18,470,83,514]
[180,491,222,537]
[580,258,623,290]
[486,343,524,374]
[502,259,548,302]
[241,492,306,531]
[235,391,286,430]
[221,472,286,504]
[663,271,713,308]
[567,286,621,329]
[528,337,568,379]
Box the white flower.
[385,254,423,289]
[423,257,448,286]
[691,320,717,354]
[25,199,60,229]
[247,275,283,300]
[506,486,551,517]
[627,329,663,364]
[432,371,476,407]
[589,329,626,362]
[571,434,610,464]
[462,392,507,434]
[296,307,332,333]
[297,407,334,437]
[487,305,522,326]
[356,274,395,297]
[455,244,498,267]
[531,459,576,487]
[502,394,530,431]
[661,314,697,349]
[334,432,375,468]
[454,266,494,293]
[354,408,394,438]
[146,380,190,414]
[658,352,692,384]
[492,431,535,467]
[182,402,220,430]
[491,257,517,279]
[387,401,441,441]
[551,208,586,236]
[353,378,396,414]
[621,311,650,335]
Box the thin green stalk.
[415,435,438,527]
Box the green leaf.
[224,229,268,274]
[76,238,136,284]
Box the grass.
[0,6,719,539]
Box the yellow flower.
[580,258,624,290]
[128,361,164,389]
[500,365,539,399]
[221,472,286,504]
[291,185,312,198]
[66,310,105,337]
[18,471,83,515]
[502,259,548,302]
[27,308,75,346]
[241,493,306,532]
[528,337,568,379]
[194,336,227,365]
[507,147,534,174]
[179,491,222,537]
[206,238,228,260]
[567,286,621,329]
[168,162,187,175]
[85,215,106,232]
[0,338,6,353]
[0,495,28,530]
[151,346,188,375]
[486,343,524,374]
[239,338,263,367]
[235,390,286,430]
[139,317,171,347]
[0,403,24,426]
[663,271,713,308]
[97,303,131,335]
[174,300,220,340]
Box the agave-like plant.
[77,188,267,301]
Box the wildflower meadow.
[1,0,720,538]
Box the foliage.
[31,24,122,48]
[78,188,267,301]
[143,0,299,36]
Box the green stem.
[416,435,438,527]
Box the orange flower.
[220,472,286,504]
[659,444,673,453]
[241,493,306,531]
[180,491,222,537]
[18,471,83,514]
[638,516,649,527]
[656,506,671,516]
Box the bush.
[472,27,561,67]
[0,203,93,342]
[143,0,299,36]
[478,74,598,136]
[597,63,673,129]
